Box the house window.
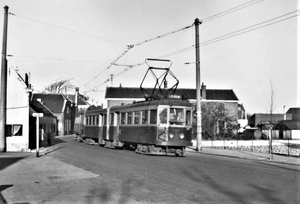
[67,106,69,114]
[6,124,23,136]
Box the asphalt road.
[41,135,300,204]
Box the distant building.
[248,113,292,128]
[64,87,90,113]
[286,108,300,122]
[275,120,300,139]
[29,100,57,148]
[32,93,75,135]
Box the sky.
[0,0,299,115]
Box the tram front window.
[170,108,184,125]
[159,108,168,125]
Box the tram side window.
[141,110,148,124]
[134,111,140,124]
[159,108,168,125]
[170,108,184,125]
[186,110,192,126]
[91,116,94,125]
[103,114,107,125]
[127,112,133,125]
[121,112,126,124]
[110,113,114,125]
[149,109,157,124]
[95,115,99,126]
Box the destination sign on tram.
[168,94,182,99]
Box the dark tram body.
[81,98,193,156]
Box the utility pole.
[195,18,202,151]
[0,6,9,152]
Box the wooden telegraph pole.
[0,6,9,152]
[195,18,202,151]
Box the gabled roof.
[65,94,90,106]
[30,101,56,118]
[279,120,300,130]
[32,93,70,113]
[105,87,239,101]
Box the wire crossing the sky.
[90,9,299,91]
[8,12,126,46]
[202,0,265,23]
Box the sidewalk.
[186,146,300,166]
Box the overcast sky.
[0,0,298,114]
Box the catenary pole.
[0,6,9,152]
[195,18,202,151]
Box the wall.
[6,68,30,151]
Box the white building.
[6,67,32,151]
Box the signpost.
[32,113,43,157]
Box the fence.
[192,139,300,156]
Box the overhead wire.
[89,0,267,90]
[8,12,126,46]
[92,8,299,90]
[6,54,109,64]
[201,9,300,47]
[202,0,265,23]
[86,25,194,91]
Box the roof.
[105,87,239,101]
[287,107,300,114]
[65,94,90,106]
[279,120,300,130]
[32,93,69,113]
[30,101,56,118]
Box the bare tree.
[266,80,276,159]
[266,80,276,116]
[44,79,74,94]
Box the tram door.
[157,106,169,142]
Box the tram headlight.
[180,134,185,139]
[169,134,174,139]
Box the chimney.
[201,83,206,99]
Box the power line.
[6,54,109,64]
[157,9,300,58]
[91,9,299,89]
[9,12,126,46]
[200,10,299,47]
[83,45,134,87]
[130,25,194,47]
